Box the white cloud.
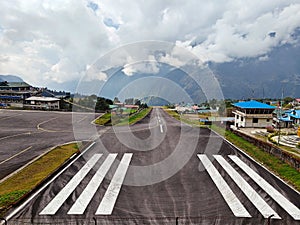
[0,0,300,90]
[122,55,160,76]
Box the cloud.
[122,55,160,76]
[0,0,300,90]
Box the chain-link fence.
[6,216,291,225]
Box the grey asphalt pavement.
[0,109,100,181]
[4,108,300,224]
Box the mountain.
[141,96,170,106]
[75,40,300,102]
[0,75,24,82]
[210,42,300,99]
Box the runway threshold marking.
[68,154,117,214]
[96,153,133,215]
[229,155,300,220]
[0,146,32,165]
[197,155,251,218]
[40,154,102,215]
[214,155,281,219]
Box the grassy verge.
[0,143,80,217]
[210,124,300,191]
[94,108,152,126]
[116,107,152,126]
[163,109,208,127]
[94,112,111,125]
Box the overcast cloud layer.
[0,0,300,89]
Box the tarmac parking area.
[0,109,100,181]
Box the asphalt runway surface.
[4,108,300,224]
[0,109,101,181]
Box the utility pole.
[277,88,284,145]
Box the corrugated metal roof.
[26,96,60,102]
[288,110,300,119]
[279,117,293,122]
[233,100,276,109]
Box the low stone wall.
[231,129,300,171]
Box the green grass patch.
[0,143,79,217]
[94,112,111,125]
[115,107,152,126]
[94,109,150,126]
[164,109,208,128]
[210,125,300,191]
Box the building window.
[241,117,244,121]
[236,115,239,119]
[253,118,258,123]
[266,119,270,122]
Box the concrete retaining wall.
[231,129,300,171]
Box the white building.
[233,100,275,128]
[25,96,60,110]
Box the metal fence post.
[267,214,274,225]
[93,217,97,225]
[0,218,7,225]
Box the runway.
[4,108,300,224]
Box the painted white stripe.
[214,155,281,219]
[229,155,300,220]
[96,153,133,215]
[197,154,251,218]
[68,154,117,214]
[5,142,95,222]
[40,154,102,215]
[159,124,163,133]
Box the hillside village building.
[0,81,38,107]
[233,100,275,128]
[25,96,60,110]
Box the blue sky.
[0,0,300,92]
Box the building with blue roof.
[274,109,300,128]
[232,100,275,128]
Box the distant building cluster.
[0,81,70,110]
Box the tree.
[283,96,294,106]
[113,97,120,103]
[95,97,113,112]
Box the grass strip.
[116,107,152,126]
[163,109,208,127]
[0,143,80,217]
[210,125,300,191]
[94,112,111,125]
[94,108,152,126]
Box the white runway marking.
[197,154,251,218]
[68,154,117,214]
[229,155,300,220]
[159,124,163,133]
[96,153,133,215]
[214,155,281,219]
[40,154,102,215]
